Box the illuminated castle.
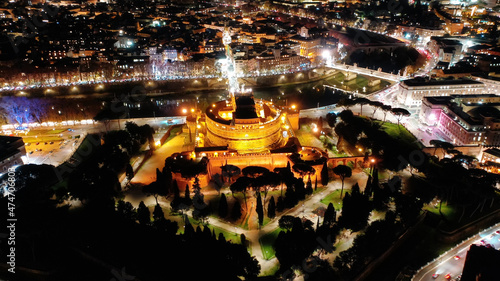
[204,87,287,153]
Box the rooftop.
[402,77,483,87]
[462,244,500,281]
[483,148,500,158]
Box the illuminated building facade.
[205,90,286,153]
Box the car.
[480,240,486,245]
[44,142,48,145]
[496,230,500,234]
[29,151,33,154]
[432,273,439,279]
[49,141,54,144]
[36,142,40,145]
[25,143,30,146]
[454,255,460,260]
[445,273,452,279]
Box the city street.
[413,223,500,281]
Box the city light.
[182,109,187,114]
[291,104,296,110]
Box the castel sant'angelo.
[205,87,289,153]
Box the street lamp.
[182,108,187,114]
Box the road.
[17,116,185,167]
[413,222,500,281]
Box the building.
[254,49,308,74]
[427,37,463,67]
[203,88,288,153]
[397,77,485,107]
[461,244,500,281]
[288,35,322,58]
[419,94,500,145]
[0,136,27,174]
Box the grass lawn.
[325,72,393,94]
[259,227,282,260]
[375,121,421,149]
[320,189,350,210]
[424,202,456,219]
[164,126,182,143]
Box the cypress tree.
[172,179,179,198]
[321,161,329,186]
[184,184,192,205]
[323,202,336,226]
[192,176,201,194]
[219,193,228,218]
[231,200,242,221]
[268,196,276,219]
[306,176,313,195]
[153,204,164,222]
[137,201,150,225]
[276,196,285,212]
[256,192,264,225]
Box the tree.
[231,200,242,221]
[381,104,392,123]
[369,101,384,117]
[430,139,454,158]
[338,109,354,123]
[390,107,411,130]
[305,176,313,195]
[219,194,228,218]
[184,184,192,205]
[268,196,276,219]
[279,215,295,230]
[256,192,264,226]
[333,165,352,199]
[116,200,136,221]
[125,163,134,182]
[276,196,285,212]
[354,97,370,116]
[326,112,337,128]
[292,163,316,178]
[230,176,252,207]
[153,204,164,222]
[323,203,336,226]
[192,176,201,195]
[137,201,150,225]
[221,164,241,184]
[242,166,269,178]
[212,173,224,195]
[0,96,40,125]
[321,161,329,186]
[337,98,356,110]
[172,179,180,198]
[142,180,167,204]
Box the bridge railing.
[411,221,500,281]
